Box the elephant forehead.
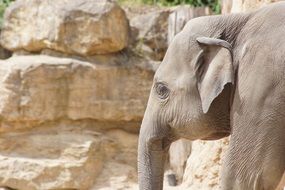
[156,39,190,75]
[155,61,188,83]
[154,32,200,87]
[155,66,195,92]
[166,32,190,59]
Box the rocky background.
[0,0,281,189]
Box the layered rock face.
[0,123,140,190]
[0,0,154,189]
[129,5,211,61]
[130,9,170,61]
[0,55,153,190]
[0,125,103,190]
[0,55,153,133]
[0,0,129,55]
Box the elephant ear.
[195,37,234,113]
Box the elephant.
[138,2,285,190]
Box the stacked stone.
[0,0,154,189]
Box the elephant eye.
[155,82,169,99]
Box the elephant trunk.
[138,136,166,190]
[138,117,169,190]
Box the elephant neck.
[223,127,285,190]
[220,13,251,47]
[184,12,251,45]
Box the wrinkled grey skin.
[138,2,285,190]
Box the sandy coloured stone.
[0,0,130,55]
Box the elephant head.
[138,14,248,190]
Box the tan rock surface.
[0,0,129,56]
[0,55,154,133]
[182,138,229,190]
[0,125,104,190]
[130,10,170,61]
[0,123,144,190]
[167,6,211,45]
[222,0,282,13]
[221,0,233,14]
[168,139,192,183]
[91,130,138,190]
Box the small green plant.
[0,0,14,27]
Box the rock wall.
[0,55,155,133]
[0,0,154,189]
[182,139,229,190]
[129,5,211,61]
[1,0,130,56]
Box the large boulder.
[168,139,192,184]
[91,130,139,190]
[0,0,130,56]
[167,6,211,45]
[0,125,104,190]
[0,55,154,133]
[130,9,170,61]
[129,6,210,61]
[0,124,139,190]
[0,53,155,190]
[182,138,229,190]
